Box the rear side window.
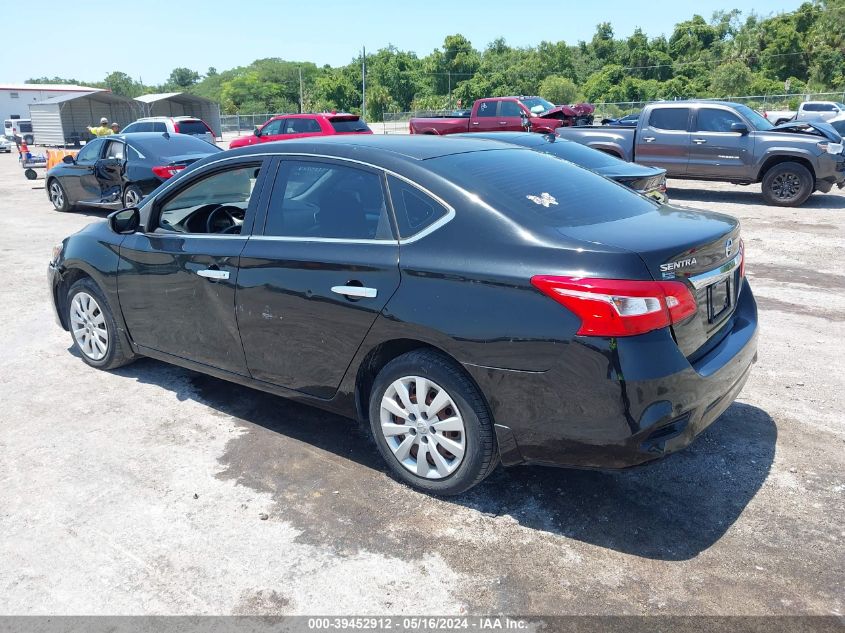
[648,108,690,131]
[264,160,392,240]
[387,176,449,238]
[285,118,322,134]
[153,122,167,132]
[177,120,211,135]
[329,118,371,133]
[428,149,654,228]
[476,101,498,118]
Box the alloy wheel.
[49,182,64,209]
[771,172,801,201]
[379,376,466,479]
[124,188,141,207]
[70,292,109,361]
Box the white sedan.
[0,137,12,153]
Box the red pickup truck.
[409,97,594,135]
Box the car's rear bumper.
[465,278,758,469]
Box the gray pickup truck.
[555,100,845,206]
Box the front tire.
[48,179,72,212]
[761,161,813,207]
[67,278,135,370]
[368,350,498,496]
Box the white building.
[0,83,103,122]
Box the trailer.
[28,91,144,147]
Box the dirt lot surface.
[0,152,842,616]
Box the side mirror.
[62,154,75,164]
[253,127,261,137]
[108,207,140,235]
[521,112,531,131]
[731,122,749,135]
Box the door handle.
[499,121,508,125]
[642,136,656,143]
[197,269,230,280]
[692,138,707,144]
[471,121,480,126]
[331,285,377,299]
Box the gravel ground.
[0,152,842,616]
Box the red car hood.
[537,103,595,118]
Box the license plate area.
[707,278,732,323]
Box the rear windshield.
[129,134,221,160]
[177,120,211,135]
[427,149,655,228]
[538,139,626,170]
[330,118,371,133]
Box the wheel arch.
[54,267,95,330]
[756,153,816,183]
[352,338,492,428]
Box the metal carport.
[29,91,144,146]
[135,92,222,138]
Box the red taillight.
[173,122,180,133]
[530,276,697,337]
[152,165,185,179]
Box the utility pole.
[448,71,452,109]
[299,67,304,113]
[362,46,367,120]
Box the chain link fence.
[220,114,288,135]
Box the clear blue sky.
[1,0,804,85]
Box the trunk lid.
[558,205,742,357]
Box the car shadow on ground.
[669,186,845,209]
[103,355,776,561]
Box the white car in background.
[0,137,12,153]
[794,101,845,123]
[121,116,216,144]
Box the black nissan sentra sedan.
[454,131,668,202]
[48,135,757,495]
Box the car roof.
[450,131,571,147]
[134,116,203,122]
[110,132,211,142]
[266,112,359,121]
[224,134,524,163]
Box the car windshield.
[830,120,845,136]
[522,97,555,114]
[736,105,773,130]
[128,134,222,159]
[427,149,656,228]
[836,103,845,110]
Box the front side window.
[261,119,285,136]
[500,101,524,117]
[387,176,448,238]
[157,163,261,234]
[264,160,392,240]
[75,139,105,165]
[696,109,742,133]
[648,108,690,131]
[476,101,499,118]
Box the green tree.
[102,71,143,98]
[538,76,579,104]
[709,61,754,97]
[168,67,200,89]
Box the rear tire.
[368,350,498,496]
[66,278,135,370]
[48,179,72,212]
[761,161,813,207]
[122,184,143,208]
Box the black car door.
[236,157,401,398]
[117,157,270,375]
[62,138,106,204]
[98,139,127,204]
